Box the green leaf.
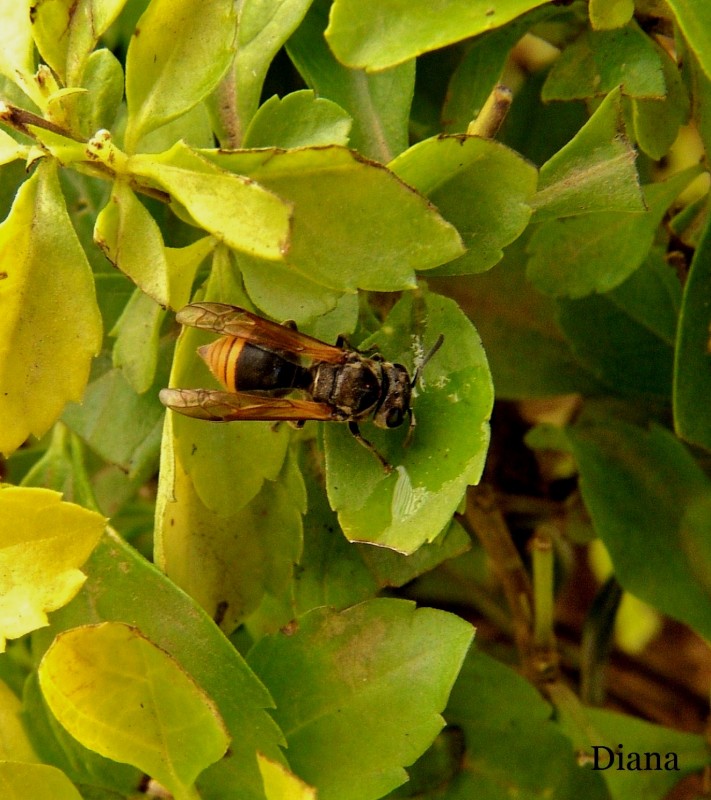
[358,519,471,589]
[684,42,711,159]
[0,486,105,651]
[74,48,125,137]
[669,195,708,250]
[667,0,711,81]
[325,0,550,71]
[156,419,303,634]
[526,166,701,298]
[442,650,607,798]
[239,258,348,327]
[674,212,711,450]
[287,0,415,161]
[137,100,215,155]
[258,755,317,800]
[556,251,678,397]
[0,762,83,800]
[390,135,536,275]
[30,0,126,86]
[39,622,229,799]
[211,146,464,290]
[225,0,313,146]
[589,0,634,30]
[35,530,285,800]
[0,162,103,455]
[247,599,474,800]
[326,291,493,554]
[62,358,166,481]
[128,142,292,261]
[164,237,217,310]
[294,455,379,614]
[532,87,644,222]
[124,0,236,150]
[20,423,100,512]
[243,91,352,149]
[630,41,690,160]
[568,419,711,641]
[542,24,666,101]
[110,289,165,394]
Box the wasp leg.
[348,421,393,473]
[403,408,416,448]
[336,334,380,355]
[272,420,306,432]
[282,319,298,330]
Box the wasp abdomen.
[199,336,311,395]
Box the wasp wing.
[176,303,348,364]
[160,388,341,422]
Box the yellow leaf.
[0,762,83,800]
[0,679,37,761]
[0,487,105,651]
[258,754,317,800]
[39,622,230,798]
[0,161,103,455]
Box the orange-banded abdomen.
[198,336,311,395]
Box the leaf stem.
[0,102,85,143]
[467,84,512,139]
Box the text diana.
[591,745,679,771]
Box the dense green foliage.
[1,0,711,798]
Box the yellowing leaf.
[0,129,24,166]
[39,622,230,798]
[129,143,292,262]
[0,762,83,800]
[31,0,126,86]
[156,414,301,633]
[95,182,215,309]
[125,0,236,150]
[589,0,634,30]
[0,162,103,455]
[0,487,105,651]
[258,754,317,800]
[95,180,169,304]
[0,0,37,101]
[0,679,37,761]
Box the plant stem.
[531,524,555,648]
[463,484,533,664]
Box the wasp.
[159,302,443,471]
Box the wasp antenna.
[412,334,444,387]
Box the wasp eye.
[385,408,404,428]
